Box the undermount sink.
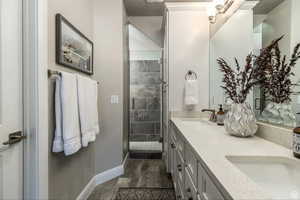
[226,156,300,199]
[179,118,216,126]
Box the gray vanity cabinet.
[198,163,224,200]
[169,122,226,200]
[185,168,198,200]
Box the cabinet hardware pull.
[202,192,209,200]
[177,164,182,172]
[197,194,202,200]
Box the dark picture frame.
[56,14,94,75]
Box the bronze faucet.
[201,109,217,122]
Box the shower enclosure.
[129,56,162,157]
[128,23,163,158]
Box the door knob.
[3,131,26,145]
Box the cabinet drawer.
[175,149,185,185]
[169,137,176,176]
[185,145,198,186]
[198,163,224,200]
[170,123,177,141]
[177,178,185,200]
[185,168,198,200]
[175,132,185,159]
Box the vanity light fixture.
[208,0,234,24]
[217,0,234,14]
[207,4,217,24]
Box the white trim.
[76,176,97,200]
[122,152,129,169]
[23,0,49,199]
[75,166,123,200]
[95,165,124,186]
[76,154,129,200]
[37,0,49,198]
[165,2,210,11]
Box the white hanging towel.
[184,79,199,105]
[53,72,82,156]
[53,76,63,153]
[77,75,99,147]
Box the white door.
[0,0,23,199]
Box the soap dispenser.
[293,127,300,158]
[216,104,225,126]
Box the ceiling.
[124,0,285,16]
[124,0,211,16]
[253,0,284,14]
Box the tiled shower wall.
[130,60,161,142]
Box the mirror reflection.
[210,0,300,128]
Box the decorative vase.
[224,103,258,137]
[261,102,296,127]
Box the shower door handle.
[159,78,168,86]
[132,98,135,110]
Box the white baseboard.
[76,176,96,200]
[76,153,129,200]
[95,165,124,185]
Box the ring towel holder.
[185,70,197,80]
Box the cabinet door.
[198,163,224,200]
[169,137,176,176]
[185,168,198,200]
[175,149,185,185]
[185,145,198,187]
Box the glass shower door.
[129,53,162,157]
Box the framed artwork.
[56,14,93,75]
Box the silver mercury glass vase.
[224,103,258,137]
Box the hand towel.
[60,72,82,156]
[77,75,100,147]
[184,80,199,105]
[53,76,63,153]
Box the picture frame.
[56,14,94,75]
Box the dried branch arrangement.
[217,55,258,104]
[217,35,300,104]
[258,36,300,103]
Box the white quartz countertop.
[171,117,298,200]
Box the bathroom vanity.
[168,117,300,200]
[163,1,300,199]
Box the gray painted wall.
[93,0,126,174]
[48,0,95,199]
[128,16,163,47]
[48,0,129,198]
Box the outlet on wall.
[110,95,119,104]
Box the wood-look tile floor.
[88,159,173,200]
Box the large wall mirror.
[210,0,300,128]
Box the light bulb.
[207,4,216,17]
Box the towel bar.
[48,69,99,85]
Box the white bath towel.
[77,75,99,147]
[184,80,199,105]
[53,72,82,156]
[52,76,63,153]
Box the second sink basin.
[179,118,216,126]
[226,156,300,199]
